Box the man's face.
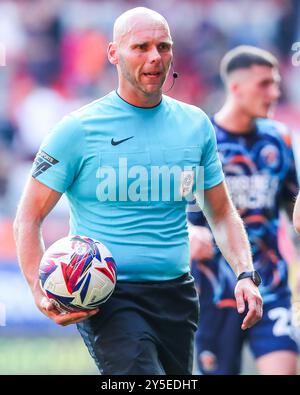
[234,65,281,118]
[115,20,173,98]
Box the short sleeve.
[31,115,85,193]
[200,116,224,190]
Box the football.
[39,235,117,313]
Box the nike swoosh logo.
[111,136,134,146]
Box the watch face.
[252,271,262,286]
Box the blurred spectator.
[61,29,108,97]
[14,83,69,160]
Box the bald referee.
[14,7,262,374]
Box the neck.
[117,83,162,108]
[215,101,256,134]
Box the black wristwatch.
[237,271,262,287]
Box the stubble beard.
[118,56,165,98]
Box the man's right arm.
[14,177,98,326]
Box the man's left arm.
[202,181,263,330]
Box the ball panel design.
[39,235,117,312]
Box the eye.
[158,43,171,51]
[136,43,147,51]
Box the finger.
[55,309,98,326]
[253,295,263,317]
[64,310,98,320]
[241,298,260,330]
[45,302,59,313]
[40,297,52,310]
[243,292,263,329]
[235,290,245,314]
[56,315,94,326]
[242,314,258,330]
[40,298,61,315]
[257,299,263,320]
[86,309,99,316]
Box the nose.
[270,84,281,101]
[148,46,161,64]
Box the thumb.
[41,297,55,312]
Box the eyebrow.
[259,76,281,84]
[131,40,173,47]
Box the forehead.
[245,65,280,82]
[122,19,172,45]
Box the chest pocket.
[160,146,202,205]
[163,146,201,168]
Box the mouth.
[264,102,274,110]
[142,71,162,78]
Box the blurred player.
[14,9,262,375]
[293,192,300,233]
[189,46,299,375]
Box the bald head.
[113,7,171,46]
[108,7,173,107]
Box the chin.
[142,86,162,96]
[254,109,270,119]
[266,108,276,119]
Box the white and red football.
[39,235,117,312]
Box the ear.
[230,80,241,97]
[107,42,118,65]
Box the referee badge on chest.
[180,169,194,198]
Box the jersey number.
[268,307,292,337]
